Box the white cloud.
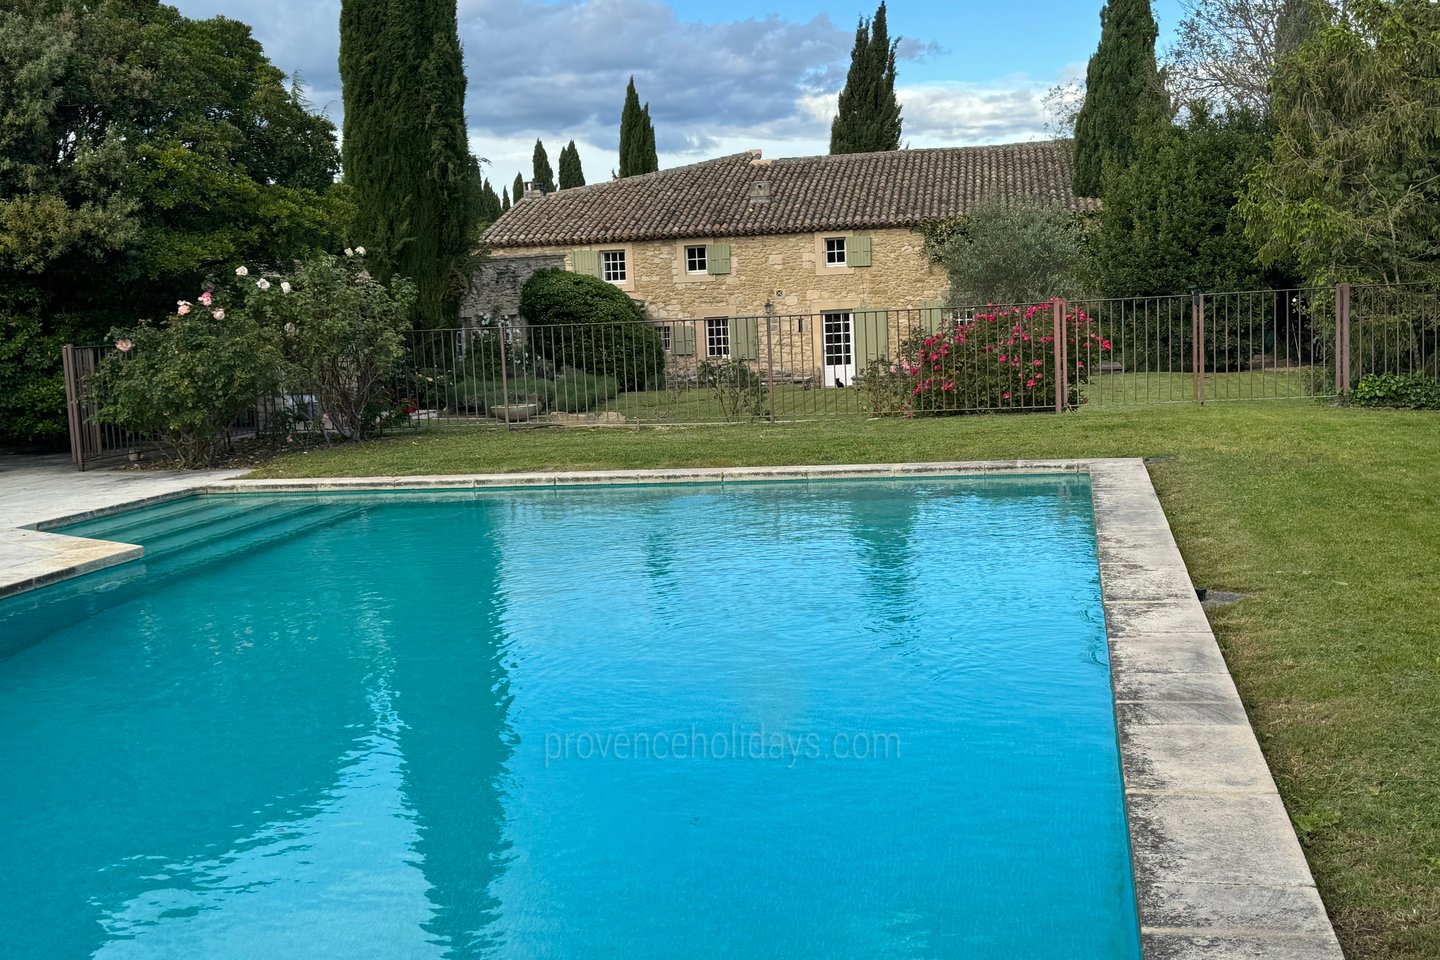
[175,0,1081,184]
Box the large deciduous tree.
[1072,0,1168,197]
[340,0,479,327]
[829,1,902,155]
[1241,0,1440,285]
[0,0,346,446]
[1164,0,1324,112]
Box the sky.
[173,0,1189,193]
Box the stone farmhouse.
[474,141,1096,387]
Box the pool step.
[0,503,365,654]
[55,496,230,542]
[137,502,333,560]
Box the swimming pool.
[0,477,1140,958]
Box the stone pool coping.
[1,459,1344,958]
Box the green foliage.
[477,179,503,225]
[256,252,418,440]
[501,187,511,212]
[1241,0,1440,286]
[1095,106,1275,296]
[853,358,908,417]
[532,140,556,194]
[94,292,281,467]
[513,172,525,202]
[696,360,765,422]
[899,303,1107,415]
[558,141,586,190]
[618,78,659,177]
[922,203,1092,305]
[829,1,902,155]
[0,309,71,446]
[551,371,619,412]
[1350,373,1440,410]
[518,270,664,390]
[1072,0,1168,197]
[0,0,347,446]
[339,0,478,327]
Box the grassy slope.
[252,403,1440,958]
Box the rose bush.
[901,301,1110,415]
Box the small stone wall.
[460,253,565,326]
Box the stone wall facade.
[483,228,947,382]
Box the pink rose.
[199,291,213,306]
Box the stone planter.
[493,402,540,423]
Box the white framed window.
[824,237,846,267]
[659,325,672,350]
[601,249,627,283]
[705,317,729,357]
[685,245,707,274]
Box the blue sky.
[175,0,1189,190]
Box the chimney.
[524,180,546,199]
[749,180,772,206]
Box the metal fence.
[62,283,1439,467]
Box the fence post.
[1052,299,1065,413]
[497,321,511,431]
[764,300,776,422]
[1191,289,1206,405]
[1336,282,1352,395]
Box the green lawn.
[251,401,1439,959]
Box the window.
[601,249,627,283]
[659,325,672,350]
[705,317,730,357]
[824,237,846,267]
[685,245,707,274]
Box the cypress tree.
[479,178,502,222]
[1071,0,1167,198]
[513,172,525,201]
[340,0,479,326]
[640,105,658,174]
[619,77,647,177]
[559,140,586,189]
[829,1,903,155]
[501,187,511,212]
[532,139,556,193]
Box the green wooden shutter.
[921,298,946,333]
[729,317,758,360]
[572,249,600,276]
[847,235,872,268]
[854,309,890,364]
[706,243,732,275]
[672,322,696,356]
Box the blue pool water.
[0,478,1140,959]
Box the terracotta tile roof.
[483,140,1097,249]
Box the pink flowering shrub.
[900,302,1110,415]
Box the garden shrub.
[697,359,765,422]
[519,270,664,390]
[253,252,417,440]
[551,371,620,412]
[901,302,1109,415]
[853,358,908,416]
[94,290,281,467]
[1350,373,1440,410]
